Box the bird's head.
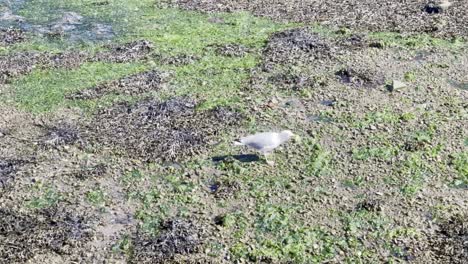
[279,130,293,141]
[280,130,301,143]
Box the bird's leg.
[264,152,275,166]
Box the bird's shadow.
[212,154,260,163]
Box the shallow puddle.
[0,0,114,43]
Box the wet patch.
[90,97,242,162]
[67,69,169,100]
[1,3,115,43]
[0,207,93,262]
[0,27,25,45]
[49,12,84,33]
[40,12,115,42]
[133,219,201,263]
[93,40,154,63]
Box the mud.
[90,97,242,162]
[167,0,468,38]
[0,207,93,262]
[67,69,169,100]
[133,219,201,263]
[0,27,25,46]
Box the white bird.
[233,130,296,165]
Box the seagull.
[233,130,296,165]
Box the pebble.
[393,80,407,88]
[388,80,407,92]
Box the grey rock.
[92,23,114,38]
[59,12,83,25]
[387,80,407,92]
[0,9,24,22]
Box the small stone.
[388,80,407,91]
[369,125,377,130]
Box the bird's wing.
[241,132,279,150]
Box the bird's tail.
[233,141,243,146]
